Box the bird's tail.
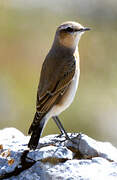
[28,112,46,150]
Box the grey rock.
[43,158,117,180]
[0,128,117,180]
[28,145,73,161]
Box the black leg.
[52,116,70,140]
[52,116,64,135]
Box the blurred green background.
[0,0,117,146]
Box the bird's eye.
[66,27,74,33]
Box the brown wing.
[36,54,76,114]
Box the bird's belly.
[48,69,80,117]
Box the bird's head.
[55,21,90,49]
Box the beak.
[80,27,91,32]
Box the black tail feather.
[28,125,43,150]
[28,112,45,150]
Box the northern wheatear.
[28,21,90,149]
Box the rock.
[0,128,117,180]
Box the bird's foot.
[56,132,64,138]
[56,132,82,144]
[56,132,71,141]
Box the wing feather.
[36,54,76,114]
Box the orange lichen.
[8,159,15,165]
[0,144,3,150]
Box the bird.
[28,21,90,150]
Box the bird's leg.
[52,116,70,140]
[52,116,64,135]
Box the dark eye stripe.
[60,26,83,33]
[64,27,82,33]
[66,27,74,32]
[60,27,74,33]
